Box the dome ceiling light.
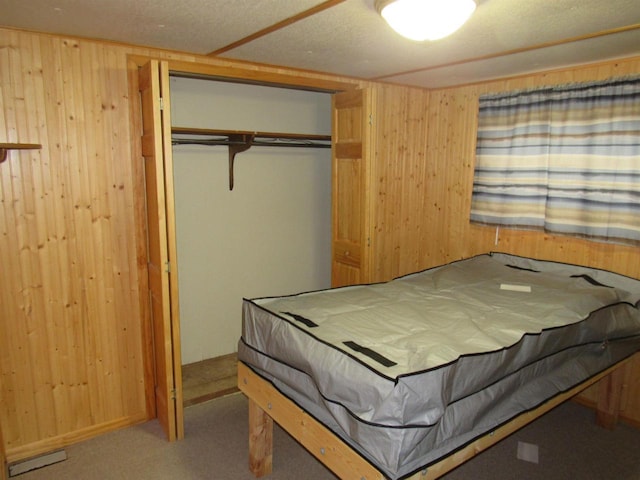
[376,0,477,41]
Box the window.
[471,76,640,245]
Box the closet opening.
[134,56,354,440]
[169,75,334,407]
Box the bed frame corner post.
[595,363,625,430]
[248,398,273,477]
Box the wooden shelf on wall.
[0,143,42,163]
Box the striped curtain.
[470,76,640,244]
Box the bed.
[237,252,640,479]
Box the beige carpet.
[14,393,640,479]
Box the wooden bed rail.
[238,355,635,480]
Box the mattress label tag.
[500,283,532,293]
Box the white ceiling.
[1,0,639,88]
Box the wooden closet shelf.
[171,126,331,142]
[170,127,331,191]
[0,143,42,163]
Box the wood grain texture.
[331,89,374,287]
[0,26,361,461]
[368,84,431,282]
[140,59,179,442]
[208,0,348,56]
[0,30,148,461]
[248,398,273,477]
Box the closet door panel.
[158,61,184,440]
[138,60,184,442]
[331,89,373,287]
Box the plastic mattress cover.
[238,253,640,479]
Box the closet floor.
[182,353,239,407]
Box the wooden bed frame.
[238,354,634,480]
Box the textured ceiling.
[1,0,639,88]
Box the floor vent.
[8,450,67,477]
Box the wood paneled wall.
[369,84,432,282]
[0,28,358,462]
[391,56,640,425]
[367,57,640,283]
[421,58,640,276]
[357,60,640,426]
[0,25,638,462]
[0,30,149,461]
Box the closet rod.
[170,127,331,191]
[171,138,331,148]
[171,126,331,142]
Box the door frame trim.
[127,53,356,439]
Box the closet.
[137,57,435,441]
[138,59,335,441]
[169,76,333,364]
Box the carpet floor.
[14,393,640,479]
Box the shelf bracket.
[228,133,254,191]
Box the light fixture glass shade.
[377,0,476,41]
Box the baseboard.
[5,412,148,464]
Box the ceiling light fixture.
[376,0,477,41]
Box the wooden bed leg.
[595,365,625,430]
[248,398,273,477]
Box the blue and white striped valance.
[471,76,640,244]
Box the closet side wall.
[170,78,332,363]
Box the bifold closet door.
[138,59,184,441]
[331,88,374,287]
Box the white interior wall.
[170,77,332,364]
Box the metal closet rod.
[170,127,332,190]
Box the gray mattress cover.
[238,253,640,479]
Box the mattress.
[238,253,640,479]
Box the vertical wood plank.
[1,29,148,461]
[127,56,157,421]
[248,399,273,477]
[159,61,184,440]
[596,364,625,429]
[331,89,373,287]
[370,84,430,281]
